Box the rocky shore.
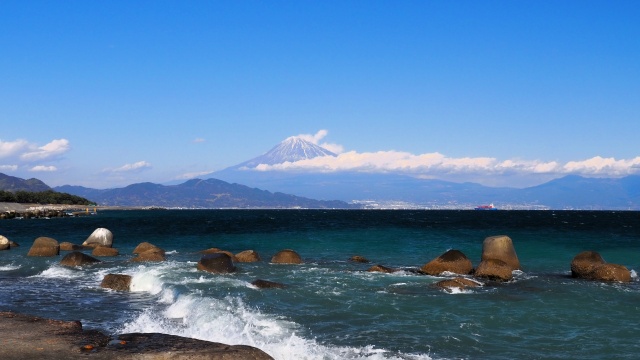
[0,311,273,360]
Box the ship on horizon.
[474,203,498,210]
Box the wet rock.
[101,274,132,291]
[252,279,286,289]
[133,242,162,254]
[0,235,9,250]
[27,237,60,257]
[60,242,84,251]
[474,259,513,281]
[236,250,261,262]
[131,249,166,262]
[367,264,397,273]
[197,253,236,273]
[421,249,473,275]
[589,263,632,282]
[9,240,19,247]
[271,249,303,264]
[481,235,521,271]
[571,251,606,278]
[82,228,113,248]
[92,246,120,257]
[349,255,370,263]
[60,251,101,267]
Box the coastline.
[0,311,273,360]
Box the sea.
[0,210,639,359]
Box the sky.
[1,1,639,189]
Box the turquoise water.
[1,210,639,359]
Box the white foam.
[32,265,83,279]
[0,263,21,271]
[130,267,164,294]
[120,293,432,360]
[630,270,637,279]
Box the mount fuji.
[229,136,336,170]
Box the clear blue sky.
[1,1,639,188]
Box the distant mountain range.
[2,136,640,209]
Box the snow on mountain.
[232,136,337,169]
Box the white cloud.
[296,129,344,154]
[30,165,57,172]
[109,161,152,173]
[0,139,30,158]
[0,165,18,171]
[252,149,640,179]
[20,139,70,161]
[175,170,213,179]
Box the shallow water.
[1,210,639,359]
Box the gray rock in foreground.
[0,311,273,360]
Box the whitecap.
[0,263,21,271]
[31,265,83,279]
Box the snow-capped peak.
[235,136,337,169]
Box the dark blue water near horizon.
[1,210,639,359]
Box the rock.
[197,253,236,273]
[60,251,101,267]
[101,274,132,291]
[236,250,261,262]
[0,311,273,359]
[59,242,84,251]
[9,240,19,247]
[0,235,9,250]
[133,242,162,254]
[349,255,370,263]
[200,247,222,254]
[420,249,473,275]
[367,264,397,273]
[435,277,481,292]
[571,251,631,282]
[82,228,113,248]
[589,263,632,282]
[131,249,166,262]
[571,251,606,278]
[27,237,60,257]
[481,235,521,270]
[252,279,286,289]
[271,249,303,264]
[474,259,513,281]
[92,246,120,257]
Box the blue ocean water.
[0,210,639,359]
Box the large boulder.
[82,228,113,248]
[92,246,119,257]
[59,242,83,251]
[199,248,239,262]
[590,263,632,282]
[27,237,60,257]
[571,251,606,278]
[236,250,261,263]
[421,250,473,275]
[474,259,513,281]
[435,277,482,292]
[481,235,521,270]
[271,249,303,264]
[100,274,132,291]
[571,251,631,282]
[133,242,162,254]
[197,253,236,274]
[0,235,10,251]
[60,251,101,267]
[131,249,166,262]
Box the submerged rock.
[367,264,397,273]
[60,251,101,267]
[349,255,370,263]
[27,237,60,257]
[435,277,482,292]
[82,228,113,248]
[421,249,473,275]
[197,253,236,273]
[252,279,286,289]
[271,249,303,264]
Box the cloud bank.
[252,131,640,182]
[0,138,70,173]
[107,161,152,173]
